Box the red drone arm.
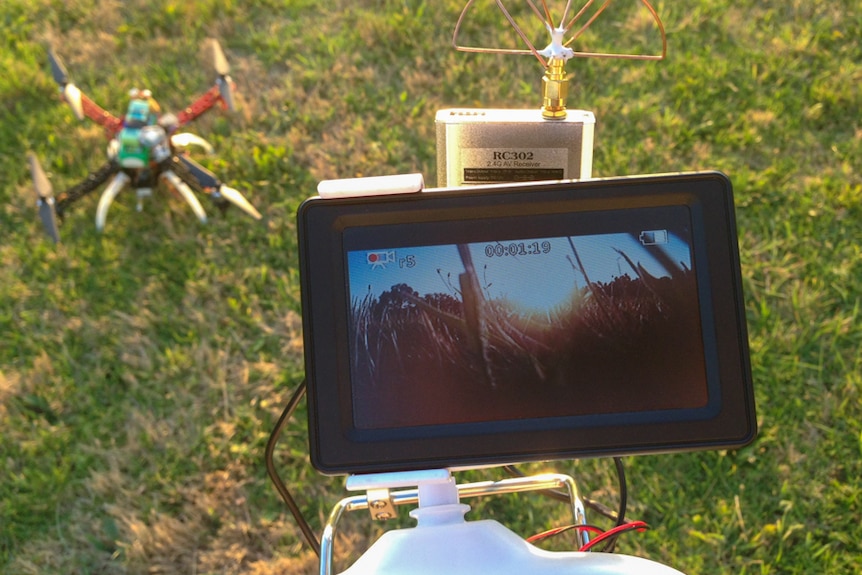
[80,92,123,136]
[176,84,229,127]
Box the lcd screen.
[344,207,709,431]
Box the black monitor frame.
[297,172,756,475]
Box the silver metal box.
[436,108,595,187]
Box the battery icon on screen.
[639,230,669,245]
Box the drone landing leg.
[95,172,131,232]
[170,155,262,220]
[160,169,208,223]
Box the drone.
[28,39,262,243]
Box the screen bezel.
[298,172,756,475]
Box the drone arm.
[177,40,236,126]
[55,160,120,219]
[170,154,219,189]
[176,77,236,127]
[57,80,123,135]
[48,49,123,135]
[176,85,222,126]
[78,92,124,135]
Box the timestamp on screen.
[483,241,552,258]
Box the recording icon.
[367,250,396,269]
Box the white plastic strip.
[317,173,424,199]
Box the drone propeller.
[217,77,235,112]
[210,39,236,111]
[211,39,230,76]
[28,153,61,243]
[47,48,70,85]
[47,48,85,120]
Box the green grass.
[1,0,860,573]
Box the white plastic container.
[341,502,685,575]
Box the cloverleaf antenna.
[453,0,667,118]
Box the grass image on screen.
[346,226,708,430]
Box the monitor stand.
[319,469,686,575]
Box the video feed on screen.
[346,213,709,431]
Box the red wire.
[526,524,604,543]
[578,521,649,552]
[527,520,650,550]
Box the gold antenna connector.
[541,57,569,119]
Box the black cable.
[264,379,321,557]
[612,456,627,528]
[599,457,627,552]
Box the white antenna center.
[539,24,575,61]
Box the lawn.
[1,1,860,574]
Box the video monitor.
[297,172,756,475]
